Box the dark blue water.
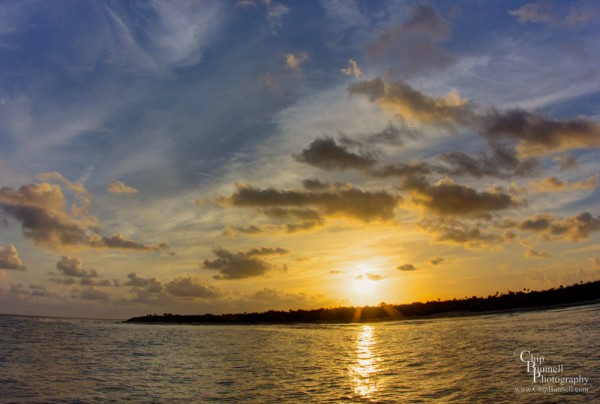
[1,304,598,403]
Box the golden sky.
[1,0,599,318]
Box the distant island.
[126,280,600,324]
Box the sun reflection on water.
[350,325,381,398]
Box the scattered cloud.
[0,180,166,251]
[202,247,287,280]
[509,1,596,27]
[228,184,399,223]
[124,272,163,293]
[0,244,26,270]
[340,59,362,78]
[350,78,600,156]
[428,256,445,266]
[404,178,519,218]
[294,137,376,170]
[165,276,222,298]
[418,219,506,250]
[518,212,600,242]
[108,181,138,194]
[365,273,384,281]
[349,78,471,128]
[397,263,417,271]
[285,52,309,70]
[525,248,549,259]
[56,256,97,278]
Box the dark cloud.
[397,263,417,271]
[56,256,98,278]
[365,273,384,280]
[404,178,518,217]
[0,244,26,270]
[285,220,323,233]
[366,3,455,75]
[438,145,538,178]
[0,182,166,251]
[232,225,263,235]
[419,220,505,249]
[349,78,472,128]
[202,247,285,280]
[262,207,323,222]
[371,161,435,179]
[222,224,264,238]
[428,256,445,265]
[230,185,399,223]
[245,247,289,256]
[124,272,163,293]
[481,109,600,156]
[518,212,600,241]
[165,276,222,298]
[350,77,600,157]
[294,137,377,170]
[90,234,167,251]
[525,249,550,259]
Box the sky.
[1,0,599,319]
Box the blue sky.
[1,0,599,318]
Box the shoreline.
[125,281,600,325]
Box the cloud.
[202,247,286,280]
[366,3,455,75]
[438,146,538,179]
[294,137,376,170]
[340,59,362,78]
[266,2,290,35]
[56,256,97,278]
[481,109,600,156]
[528,176,597,193]
[228,184,399,223]
[350,77,600,157]
[90,234,168,251]
[404,178,518,218]
[285,52,309,70]
[222,225,264,238]
[349,78,471,128]
[418,219,506,249]
[397,263,416,271]
[0,180,166,251]
[0,244,25,270]
[428,256,445,266]
[518,212,600,242]
[525,249,549,259]
[509,1,596,27]
[165,276,222,298]
[107,181,138,194]
[365,273,384,280]
[124,272,163,293]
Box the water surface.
[1,304,598,402]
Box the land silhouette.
[126,280,600,324]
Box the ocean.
[1,304,598,403]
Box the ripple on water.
[0,304,598,403]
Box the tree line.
[126,280,600,324]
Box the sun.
[349,263,383,306]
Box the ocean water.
[0,304,598,403]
